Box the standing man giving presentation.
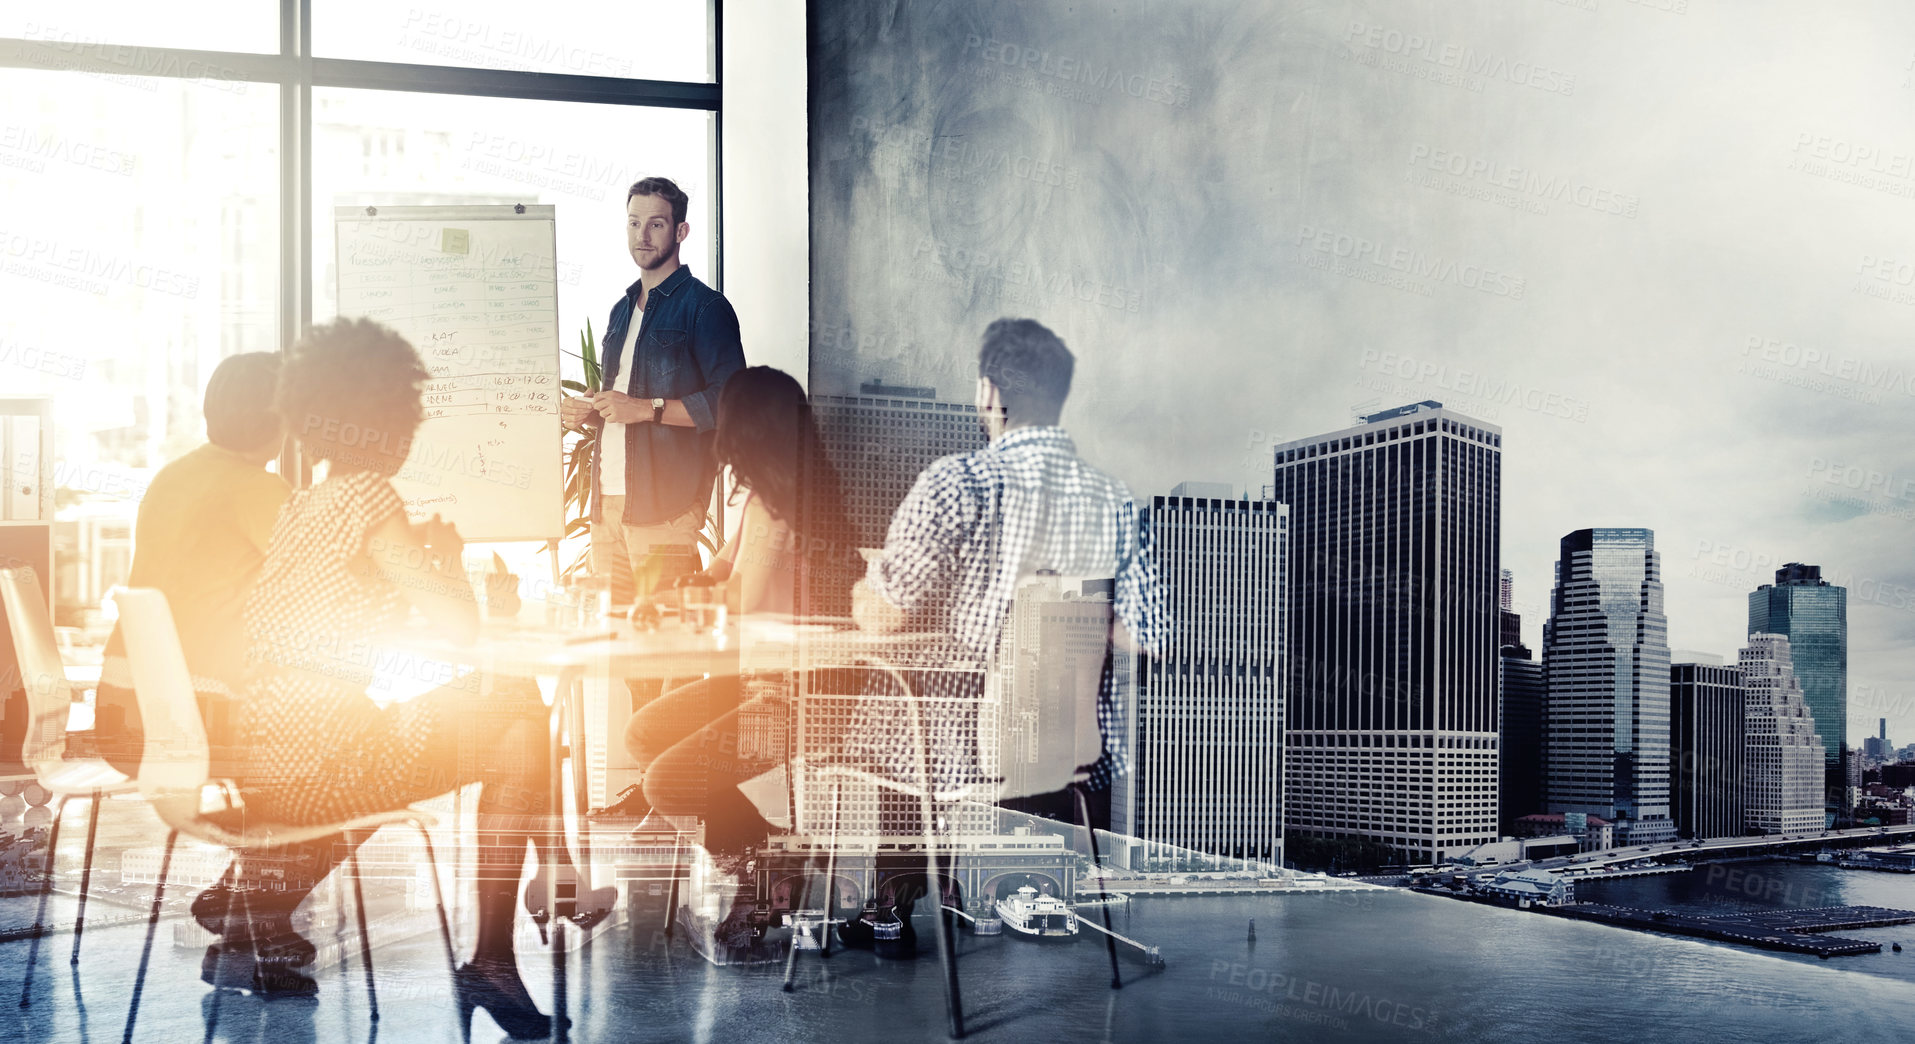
[562,176,745,602]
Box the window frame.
[0,0,724,354]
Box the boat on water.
[995,886,1078,942]
[835,901,915,959]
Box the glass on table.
[676,578,727,634]
[554,574,612,628]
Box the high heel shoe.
[523,865,618,944]
[455,961,567,1041]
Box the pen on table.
[564,632,618,645]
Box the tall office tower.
[1864,719,1891,760]
[1271,401,1501,865]
[1499,655,1546,831]
[1670,658,1746,840]
[1749,563,1847,826]
[1113,486,1287,864]
[1740,633,1826,835]
[809,379,985,549]
[1543,528,1677,845]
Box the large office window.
[0,2,720,624]
[309,88,713,356]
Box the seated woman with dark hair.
[221,317,601,1034]
[613,366,859,952]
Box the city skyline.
[805,2,1915,753]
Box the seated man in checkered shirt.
[850,317,1168,833]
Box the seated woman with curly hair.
[227,317,599,1036]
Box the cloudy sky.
[810,0,1915,742]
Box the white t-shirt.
[598,307,645,497]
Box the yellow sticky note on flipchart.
[441,228,470,254]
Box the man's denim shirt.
[590,264,745,526]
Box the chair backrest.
[986,572,1114,802]
[111,588,210,796]
[0,566,74,777]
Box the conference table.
[384,607,950,1040]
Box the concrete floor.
[0,794,1173,1044]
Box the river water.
[586,865,1915,1044]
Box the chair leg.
[121,829,177,1044]
[906,690,963,1039]
[204,856,248,1039]
[348,839,380,1022]
[71,790,103,965]
[821,778,841,960]
[413,821,459,976]
[780,866,810,991]
[19,793,68,1008]
[924,803,964,1039]
[1073,785,1122,990]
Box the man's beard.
[634,246,676,271]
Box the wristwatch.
[651,397,665,423]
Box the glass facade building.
[1748,563,1847,824]
[1543,528,1676,845]
[1271,402,1502,865]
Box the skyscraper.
[810,380,985,549]
[1271,401,1501,864]
[1670,658,1745,840]
[1499,570,1542,831]
[1749,563,1847,826]
[1499,655,1546,831]
[1740,633,1825,836]
[1543,528,1676,845]
[1864,719,1891,760]
[1115,485,1287,864]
